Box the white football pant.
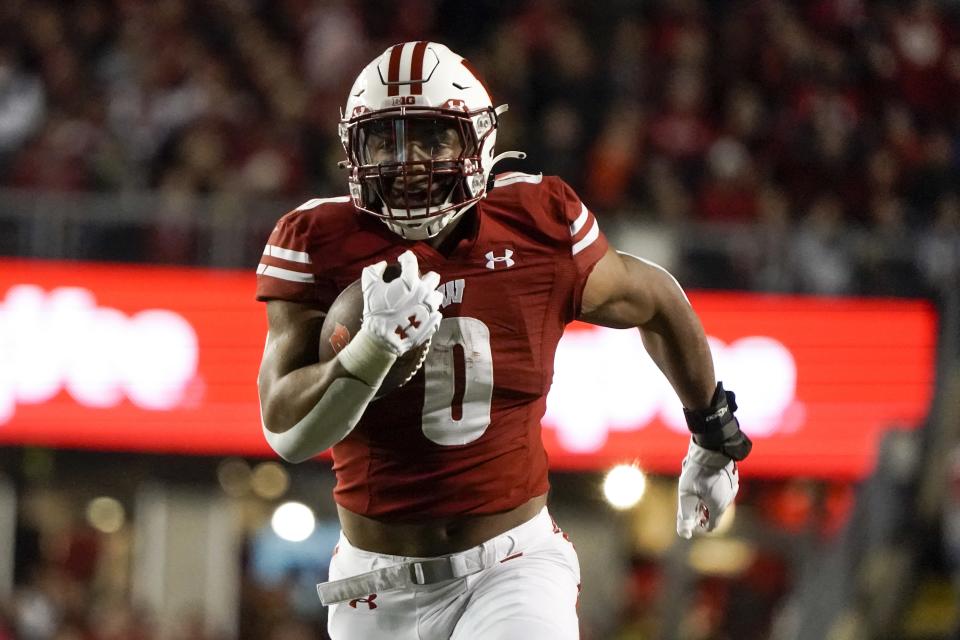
[326,507,581,639]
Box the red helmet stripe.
[386,44,403,96]
[409,41,428,95]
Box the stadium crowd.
[1,0,959,638]
[0,0,958,296]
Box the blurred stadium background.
[0,0,959,638]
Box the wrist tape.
[337,328,398,387]
[683,382,753,461]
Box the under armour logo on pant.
[485,249,515,269]
[349,594,378,609]
[395,315,421,339]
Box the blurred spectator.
[696,136,758,222]
[888,0,960,121]
[0,45,45,160]
[918,192,960,293]
[794,194,854,295]
[649,67,713,170]
[739,184,795,292]
[856,195,920,295]
[300,1,368,92]
[585,103,646,210]
[908,128,960,223]
[0,0,956,291]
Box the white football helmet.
[339,42,523,240]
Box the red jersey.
[256,173,608,520]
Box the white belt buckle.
[411,561,427,585]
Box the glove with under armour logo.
[676,440,739,538]
[676,382,752,538]
[359,250,442,356]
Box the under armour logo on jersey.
[485,249,515,269]
[349,594,378,610]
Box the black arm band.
[683,382,752,461]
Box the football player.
[256,41,752,640]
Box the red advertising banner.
[0,259,937,479]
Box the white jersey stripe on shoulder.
[571,220,600,256]
[569,202,590,236]
[257,264,315,284]
[493,172,543,187]
[264,244,312,264]
[294,196,351,211]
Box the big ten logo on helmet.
[0,285,200,425]
[391,96,417,106]
[545,329,800,452]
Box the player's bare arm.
[579,245,752,538]
[258,299,340,433]
[579,246,716,410]
[259,252,443,463]
[258,298,384,463]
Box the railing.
[0,188,289,268]
[1,188,956,301]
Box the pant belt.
[317,546,490,606]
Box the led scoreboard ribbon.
[0,259,937,479]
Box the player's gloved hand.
[359,250,442,356]
[676,440,738,538]
[676,382,751,538]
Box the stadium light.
[252,461,289,500]
[271,501,315,542]
[86,496,125,534]
[603,463,647,510]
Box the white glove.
[676,439,739,539]
[360,250,442,356]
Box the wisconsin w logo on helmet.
[340,42,524,240]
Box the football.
[318,265,431,399]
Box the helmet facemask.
[343,106,497,240]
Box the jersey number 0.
[420,317,493,445]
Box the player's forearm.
[633,262,716,411]
[639,307,715,411]
[262,377,378,463]
[260,363,377,463]
[260,359,347,433]
[259,330,397,462]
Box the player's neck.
[425,209,477,256]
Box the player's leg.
[449,511,581,640]
[325,536,421,640]
[324,534,468,640]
